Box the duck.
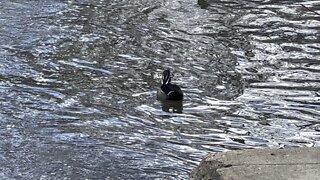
[157,70,183,101]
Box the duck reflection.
[160,100,183,113]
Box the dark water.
[0,0,319,179]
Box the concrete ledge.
[190,147,320,180]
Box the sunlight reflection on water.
[0,0,319,179]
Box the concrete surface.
[190,147,320,180]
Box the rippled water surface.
[1,0,320,179]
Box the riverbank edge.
[190,147,320,180]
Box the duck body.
[160,84,183,100]
[157,70,183,101]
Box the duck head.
[162,70,171,85]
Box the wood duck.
[157,70,183,101]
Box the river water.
[0,0,319,179]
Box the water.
[0,0,319,179]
